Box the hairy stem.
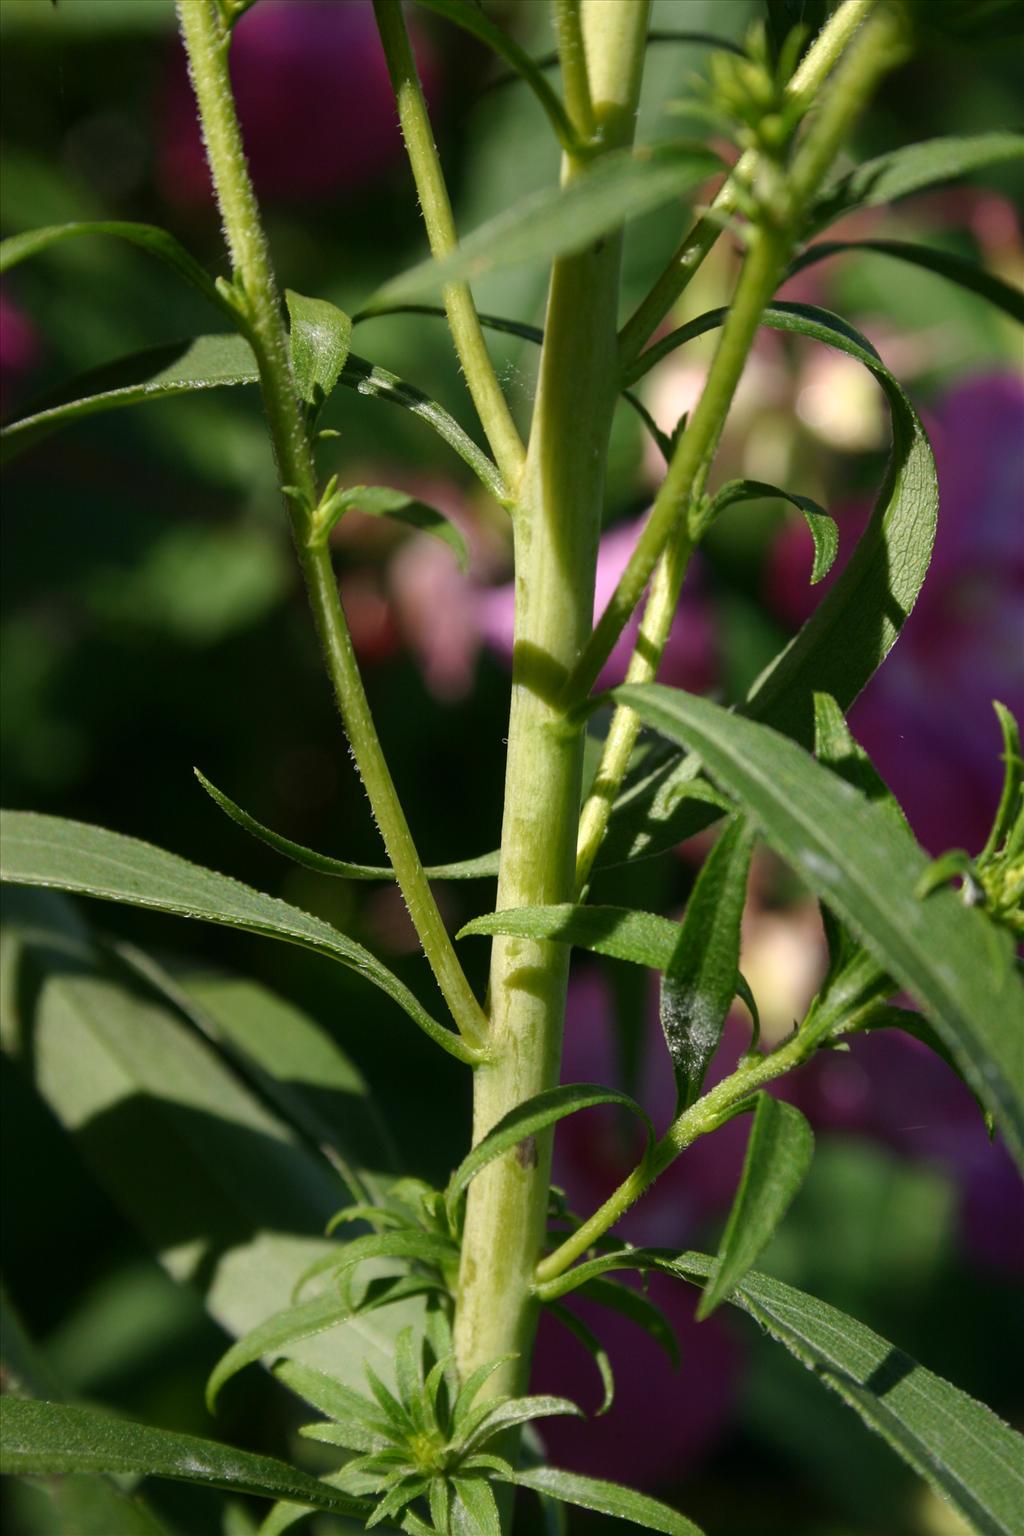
[617,0,879,365]
[454,0,651,1416]
[176,0,487,1052]
[373,0,525,490]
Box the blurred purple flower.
[160,0,433,206]
[0,290,39,415]
[766,371,1024,854]
[476,516,718,694]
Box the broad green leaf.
[614,686,1024,1167]
[505,1467,705,1536]
[699,479,839,584]
[603,302,936,867]
[196,770,499,883]
[696,1094,814,1319]
[576,1277,680,1369]
[340,352,506,503]
[807,131,1024,234]
[285,290,352,416]
[0,1399,367,1518]
[0,811,474,1062]
[0,220,227,312]
[414,0,576,150]
[660,817,755,1112]
[548,1304,615,1415]
[321,485,469,571]
[446,1085,653,1225]
[369,143,720,307]
[0,890,424,1398]
[788,239,1024,324]
[663,1253,1024,1536]
[0,334,258,464]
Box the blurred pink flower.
[160,0,433,206]
[0,290,39,414]
[476,517,718,695]
[765,371,1024,853]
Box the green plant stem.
[617,0,879,366]
[453,0,651,1415]
[175,0,487,1055]
[552,0,596,145]
[373,0,525,490]
[535,1026,814,1293]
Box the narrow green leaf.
[272,1359,394,1435]
[700,479,839,584]
[604,302,936,867]
[450,1474,502,1536]
[414,0,577,151]
[369,143,720,307]
[614,686,1024,1166]
[660,817,755,1112]
[285,290,352,416]
[340,352,507,503]
[697,1094,814,1319]
[0,220,227,312]
[664,1253,1024,1536]
[446,1085,653,1225]
[459,1396,583,1455]
[981,702,1023,863]
[807,131,1024,234]
[452,1357,519,1436]
[459,903,680,967]
[548,1304,615,1415]
[0,1399,368,1518]
[812,692,908,833]
[0,334,258,463]
[575,1277,680,1370]
[196,769,499,882]
[788,239,1024,324]
[505,1467,705,1536]
[206,1292,360,1413]
[256,1504,314,1536]
[324,485,469,571]
[297,1230,459,1301]
[0,811,475,1063]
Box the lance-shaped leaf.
[575,1276,680,1369]
[0,810,475,1062]
[696,1094,814,1319]
[980,701,1023,864]
[602,302,936,868]
[285,290,352,416]
[446,1085,653,1225]
[788,239,1024,324]
[547,1304,615,1415]
[206,1290,375,1414]
[503,1467,705,1536]
[663,1253,1024,1536]
[660,817,755,1112]
[317,485,469,571]
[414,0,577,150]
[806,131,1024,234]
[0,334,259,463]
[196,770,499,882]
[0,1399,368,1517]
[0,219,227,311]
[697,479,839,584]
[369,143,721,307]
[613,685,1024,1168]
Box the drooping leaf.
[575,1276,680,1369]
[195,770,499,883]
[698,478,839,584]
[696,1094,814,1319]
[292,1229,459,1304]
[413,0,576,150]
[0,1399,368,1517]
[663,1253,1024,1536]
[204,1291,377,1414]
[446,1085,653,1225]
[458,1395,583,1455]
[806,131,1024,234]
[660,817,755,1112]
[0,334,258,464]
[369,143,721,307]
[0,811,475,1062]
[319,485,469,571]
[613,686,1024,1167]
[285,290,352,417]
[602,302,937,867]
[0,890,424,1398]
[0,220,227,312]
[788,239,1024,324]
[503,1466,705,1536]
[548,1304,615,1415]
